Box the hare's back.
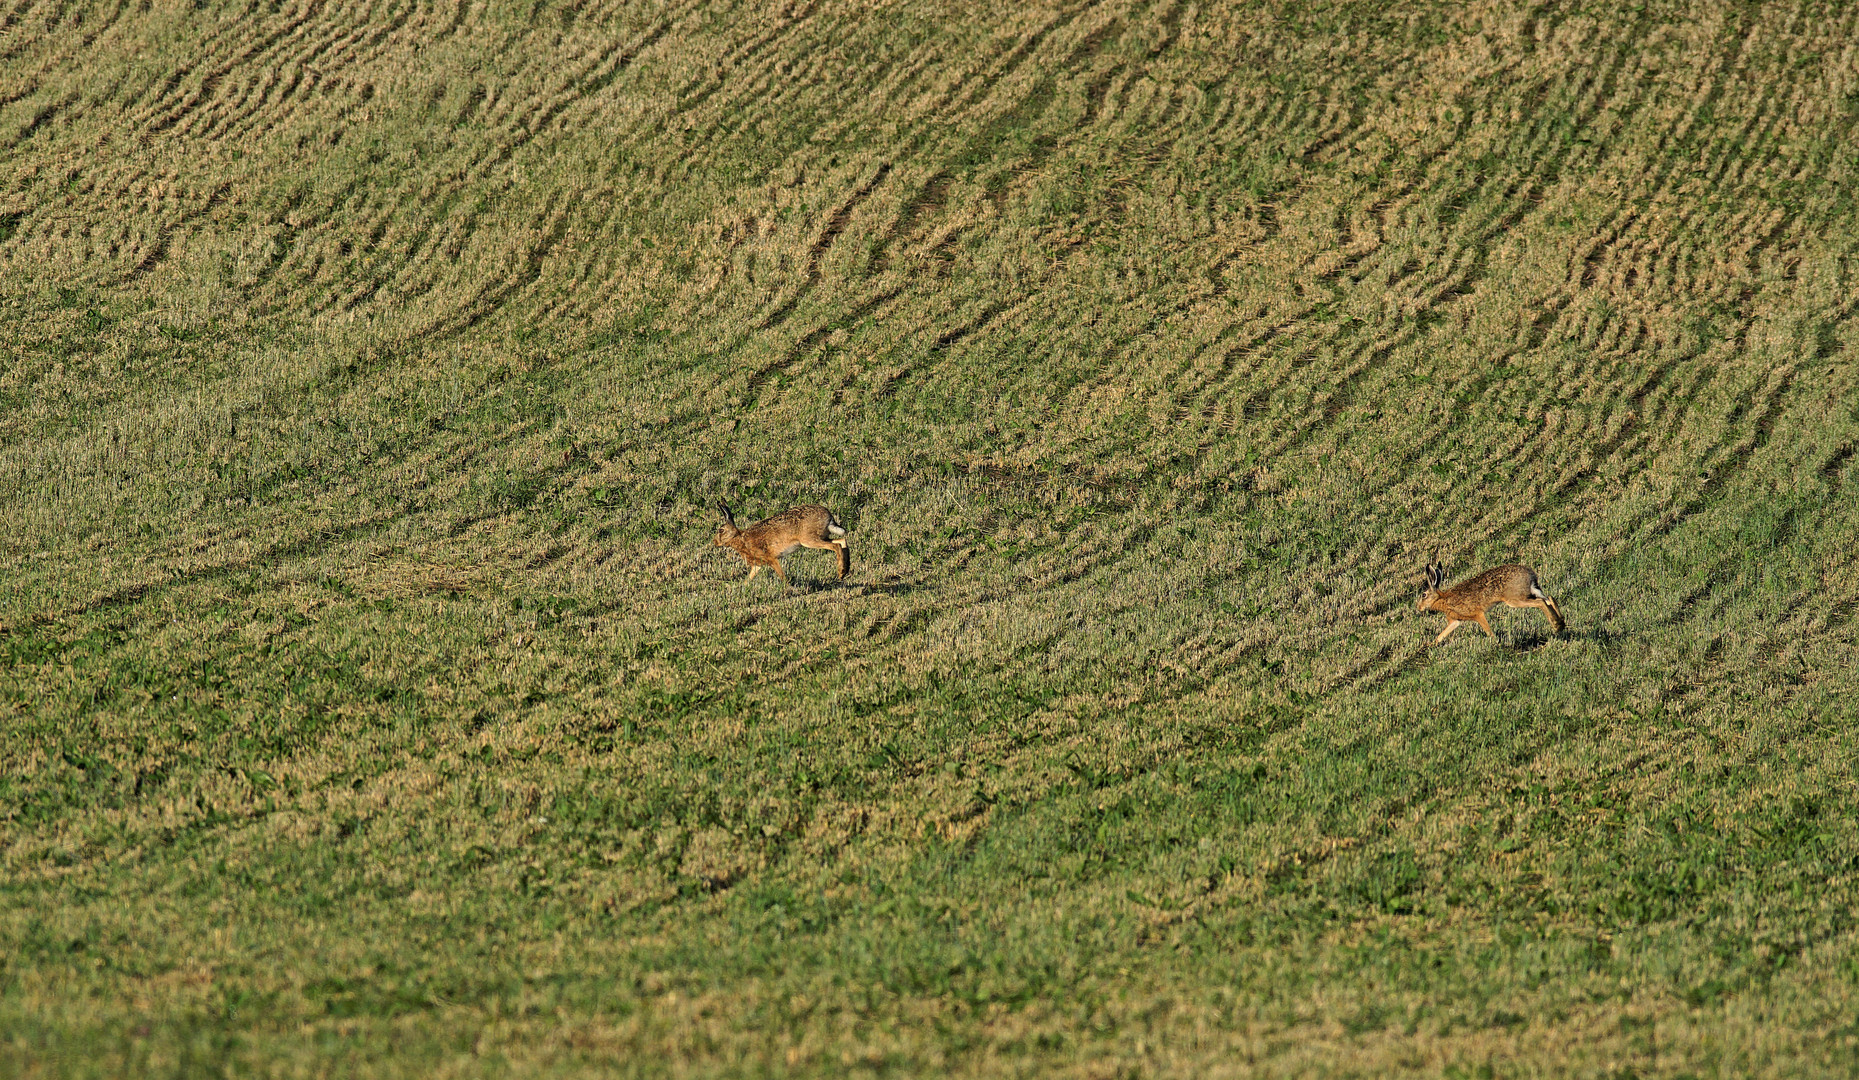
[753,503,833,535]
[1453,564,1538,600]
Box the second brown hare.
[1416,562,1565,645]
[715,502,849,586]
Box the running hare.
[714,502,849,585]
[1417,563,1564,645]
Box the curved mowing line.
[848,6,1133,279]
[413,191,578,340]
[138,0,331,135]
[749,283,909,408]
[752,160,894,334]
[1,0,133,66]
[203,0,421,143]
[460,10,683,171]
[0,0,45,63]
[289,4,681,331]
[508,18,674,150]
[0,89,73,150]
[667,0,825,114]
[863,302,1009,408]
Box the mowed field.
[4,0,1859,1075]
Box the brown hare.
[1417,562,1564,645]
[714,502,849,585]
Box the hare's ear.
[717,501,736,526]
[1424,563,1442,589]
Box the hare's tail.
[826,516,846,538]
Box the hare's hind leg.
[1507,597,1563,633]
[1503,593,1565,634]
[1526,577,1566,632]
[795,537,849,580]
[1539,594,1565,632]
[823,515,849,576]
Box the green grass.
[4,0,1859,1075]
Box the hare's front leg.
[1433,619,1462,644]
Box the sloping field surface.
[3,0,1857,1075]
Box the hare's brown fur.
[714,503,849,586]
[1416,563,1564,645]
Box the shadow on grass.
[847,580,933,597]
[1513,623,1618,652]
[759,578,931,597]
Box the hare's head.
[1415,562,1445,612]
[714,502,741,546]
